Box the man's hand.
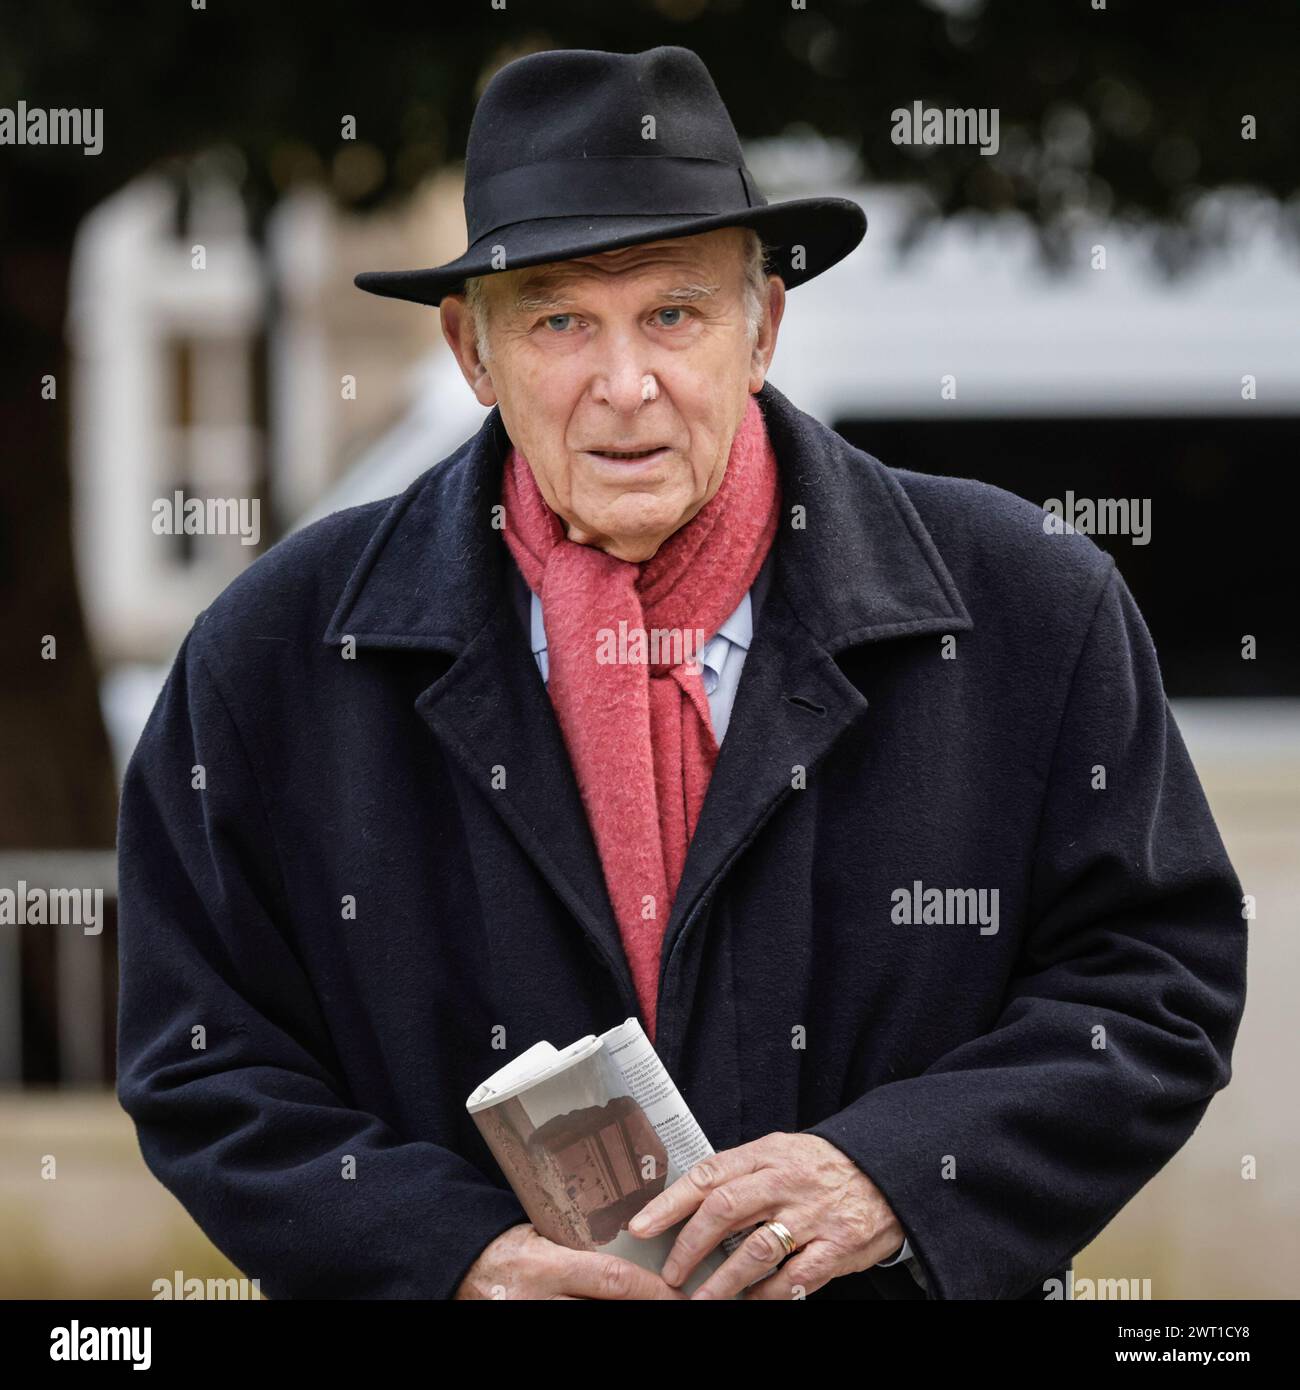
[626,1133,905,1300]
[454,1222,689,1300]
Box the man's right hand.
[454,1222,688,1300]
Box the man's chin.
[565,523,673,564]
[566,500,693,562]
[586,533,671,564]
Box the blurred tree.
[0,0,1296,847]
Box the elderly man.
[116,46,1247,1302]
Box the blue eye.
[545,314,574,332]
[656,307,685,327]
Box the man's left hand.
[627,1132,905,1300]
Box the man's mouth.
[585,445,670,462]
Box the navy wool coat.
[115,380,1248,1301]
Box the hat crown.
[352,44,867,306]
[466,46,747,182]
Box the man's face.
[441,227,784,563]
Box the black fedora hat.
[353,45,867,308]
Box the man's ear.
[748,275,786,393]
[439,293,499,407]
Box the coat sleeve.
[115,626,529,1299]
[803,563,1249,1299]
[875,1236,928,1291]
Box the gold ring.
[764,1220,798,1257]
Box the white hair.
[462,226,771,365]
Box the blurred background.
[1,0,1295,1299]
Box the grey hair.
[463,227,771,365]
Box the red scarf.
[501,393,780,1041]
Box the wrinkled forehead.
[494,227,749,312]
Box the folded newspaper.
[466,1017,747,1298]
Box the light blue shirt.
[519,562,924,1289]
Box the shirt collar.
[712,588,752,652]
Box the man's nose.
[590,335,657,414]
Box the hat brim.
[352,197,866,307]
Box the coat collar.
[323,379,972,1071]
[323,378,971,656]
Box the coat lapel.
[322,407,638,1018]
[650,381,974,1070]
[323,380,973,1047]
[413,600,640,1019]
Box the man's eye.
[544,314,575,332]
[654,306,688,327]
